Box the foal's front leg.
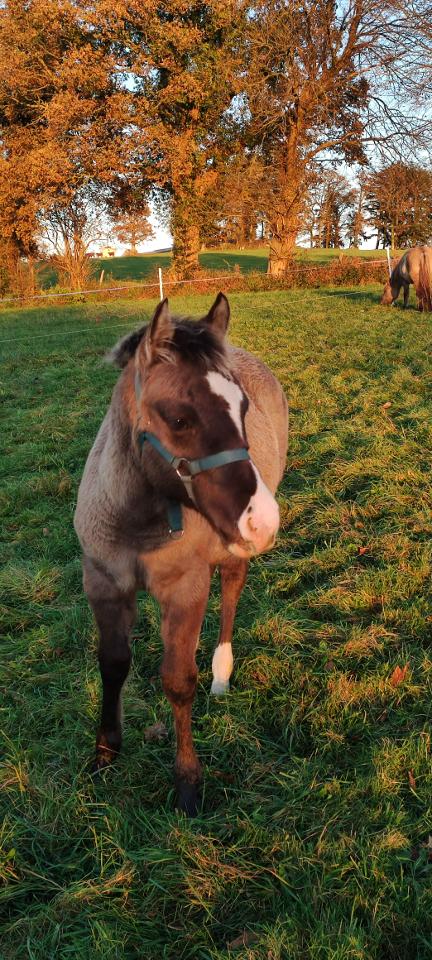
[211,557,248,695]
[83,558,136,772]
[158,569,210,816]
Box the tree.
[200,154,266,247]
[112,208,154,255]
[0,152,40,292]
[244,0,432,275]
[345,176,368,248]
[0,0,132,287]
[101,0,247,276]
[303,171,357,248]
[365,163,432,249]
[38,190,110,289]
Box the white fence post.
[386,247,392,279]
[158,267,164,300]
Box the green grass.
[36,246,393,288]
[1,286,432,958]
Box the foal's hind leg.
[211,557,248,695]
[83,558,136,772]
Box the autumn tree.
[112,207,154,255]
[365,163,432,249]
[244,0,432,275]
[0,0,132,288]
[346,176,368,248]
[200,154,266,247]
[303,171,357,248]
[38,190,111,288]
[98,0,247,277]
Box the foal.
[381,245,432,311]
[74,293,288,814]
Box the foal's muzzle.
[229,467,280,557]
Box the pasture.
[1,287,432,959]
[37,246,393,289]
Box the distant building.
[101,246,116,258]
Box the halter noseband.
[137,429,250,537]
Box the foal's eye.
[172,417,189,431]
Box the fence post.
[386,248,392,279]
[158,267,164,301]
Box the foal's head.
[381,280,396,305]
[125,293,279,557]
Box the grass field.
[38,246,393,289]
[1,286,432,959]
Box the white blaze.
[206,372,244,437]
[206,371,279,556]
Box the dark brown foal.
[74,294,288,814]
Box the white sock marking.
[206,372,244,437]
[211,643,233,695]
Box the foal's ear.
[203,292,230,336]
[142,298,174,365]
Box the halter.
[137,429,250,539]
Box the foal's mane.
[107,317,228,373]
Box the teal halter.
[137,430,250,539]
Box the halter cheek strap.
[137,430,250,539]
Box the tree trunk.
[171,195,200,278]
[266,193,300,275]
[264,133,304,276]
[267,232,297,276]
[241,210,253,246]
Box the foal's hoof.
[90,756,110,775]
[90,737,119,776]
[176,778,200,817]
[210,679,230,695]
[90,753,114,777]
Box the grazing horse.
[74,293,288,814]
[381,245,432,311]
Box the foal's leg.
[403,283,409,308]
[158,569,210,816]
[211,557,248,695]
[83,558,136,772]
[417,289,424,312]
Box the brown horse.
[381,245,432,311]
[74,293,288,814]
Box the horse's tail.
[418,248,432,312]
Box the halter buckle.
[175,460,193,481]
[169,528,184,540]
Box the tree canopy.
[365,163,432,249]
[0,0,431,283]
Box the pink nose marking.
[235,470,280,556]
[245,516,276,550]
[248,523,277,554]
